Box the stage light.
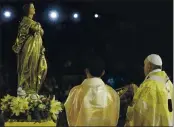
[71,12,80,22]
[3,10,11,18]
[94,14,99,18]
[1,7,15,22]
[73,13,79,19]
[48,10,59,21]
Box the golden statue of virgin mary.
[12,3,47,94]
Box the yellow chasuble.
[125,70,174,126]
[64,78,120,126]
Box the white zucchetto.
[147,54,162,66]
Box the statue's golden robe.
[125,70,174,126]
[64,78,120,126]
[12,16,47,94]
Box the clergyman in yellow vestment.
[63,56,120,126]
[125,54,174,126]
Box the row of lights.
[49,11,99,20]
[2,9,100,22]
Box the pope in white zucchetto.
[125,54,174,126]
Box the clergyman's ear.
[101,70,105,77]
[147,62,152,72]
[85,68,88,74]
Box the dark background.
[0,0,173,94]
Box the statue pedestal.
[5,121,56,126]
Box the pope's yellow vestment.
[125,70,174,126]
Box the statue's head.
[23,3,35,16]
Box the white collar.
[145,69,162,80]
[82,78,105,87]
[150,69,162,73]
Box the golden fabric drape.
[64,78,120,126]
[12,16,47,94]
